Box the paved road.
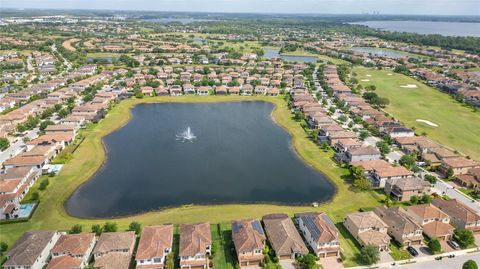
[0,128,38,164]
[432,177,480,213]
[397,252,480,269]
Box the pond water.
[264,49,318,63]
[351,21,480,37]
[65,102,335,218]
[349,47,414,59]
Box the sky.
[2,0,480,16]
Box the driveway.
[440,240,456,253]
[380,251,394,263]
[475,234,480,246]
[279,259,296,269]
[409,245,432,258]
[317,257,343,269]
[386,150,404,164]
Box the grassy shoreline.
[0,95,381,266]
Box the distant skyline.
[2,0,480,16]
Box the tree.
[357,245,380,265]
[39,120,54,131]
[410,195,419,205]
[128,221,142,235]
[38,178,49,191]
[421,194,432,204]
[103,222,118,232]
[428,239,442,253]
[296,254,318,269]
[165,253,175,269]
[0,241,8,255]
[463,260,478,269]
[0,138,9,151]
[69,224,83,234]
[376,141,390,155]
[425,174,437,184]
[400,154,416,170]
[359,130,369,140]
[91,224,102,235]
[455,230,475,249]
[445,168,454,179]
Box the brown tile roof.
[46,256,83,269]
[94,252,132,269]
[232,219,266,254]
[423,221,454,238]
[51,233,95,256]
[432,198,480,224]
[136,225,174,260]
[374,166,413,178]
[374,206,422,235]
[442,157,479,169]
[179,222,212,257]
[348,146,380,156]
[262,214,309,257]
[357,230,390,247]
[346,211,388,230]
[93,232,135,255]
[5,231,58,267]
[350,160,391,172]
[407,204,449,220]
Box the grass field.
[0,95,381,267]
[354,66,480,160]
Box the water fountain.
[176,126,197,143]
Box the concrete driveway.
[380,251,394,263]
[440,240,456,253]
[279,259,296,269]
[410,245,432,257]
[317,257,344,269]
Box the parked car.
[447,240,460,250]
[407,246,419,257]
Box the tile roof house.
[47,233,96,269]
[432,198,480,234]
[295,212,340,258]
[262,214,309,260]
[4,231,62,269]
[345,146,381,163]
[179,222,212,269]
[136,225,174,269]
[374,206,423,247]
[384,177,431,202]
[232,219,266,267]
[406,204,454,241]
[371,166,413,188]
[93,231,136,269]
[343,212,390,251]
[440,157,480,176]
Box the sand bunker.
[416,119,438,127]
[400,84,418,88]
[361,79,370,82]
[387,73,393,76]
[366,74,372,77]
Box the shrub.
[91,224,102,235]
[102,222,118,232]
[357,245,380,265]
[69,224,83,234]
[128,221,142,235]
[38,178,49,191]
[463,260,478,269]
[455,229,475,249]
[428,239,442,253]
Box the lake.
[143,18,218,24]
[349,47,414,59]
[65,102,335,218]
[351,21,480,37]
[264,48,318,63]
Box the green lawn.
[354,66,480,160]
[389,243,412,261]
[0,95,381,267]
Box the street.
[398,251,480,269]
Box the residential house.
[406,204,454,241]
[232,219,266,267]
[136,225,174,269]
[440,157,479,176]
[343,212,390,251]
[295,212,340,258]
[374,206,423,247]
[93,232,136,269]
[4,231,62,269]
[262,214,309,259]
[432,198,480,234]
[384,177,431,202]
[345,146,381,163]
[47,233,96,269]
[179,222,212,269]
[371,166,413,188]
